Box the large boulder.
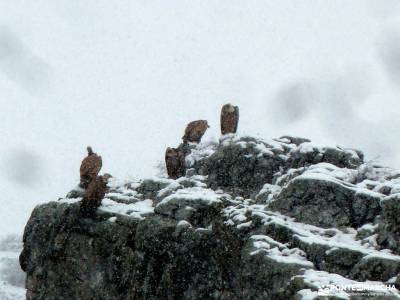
[350,255,400,282]
[239,235,314,299]
[189,135,364,199]
[286,143,363,169]
[18,135,400,300]
[377,194,400,254]
[20,201,243,300]
[269,169,382,228]
[192,135,289,197]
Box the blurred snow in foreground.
[0,235,25,300]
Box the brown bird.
[79,146,102,189]
[221,104,239,135]
[182,120,209,143]
[165,147,186,179]
[80,174,110,217]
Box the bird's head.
[87,146,94,155]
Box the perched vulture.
[221,104,239,135]
[182,120,209,143]
[79,146,102,189]
[165,147,186,179]
[80,174,110,217]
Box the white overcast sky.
[1,0,400,237]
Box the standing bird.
[182,120,209,143]
[79,146,102,189]
[80,174,110,217]
[165,147,186,179]
[221,104,239,135]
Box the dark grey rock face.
[377,194,400,254]
[20,202,140,300]
[194,136,288,197]
[20,202,240,300]
[19,135,400,299]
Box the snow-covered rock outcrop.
[20,135,400,299]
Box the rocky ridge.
[20,134,400,299]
